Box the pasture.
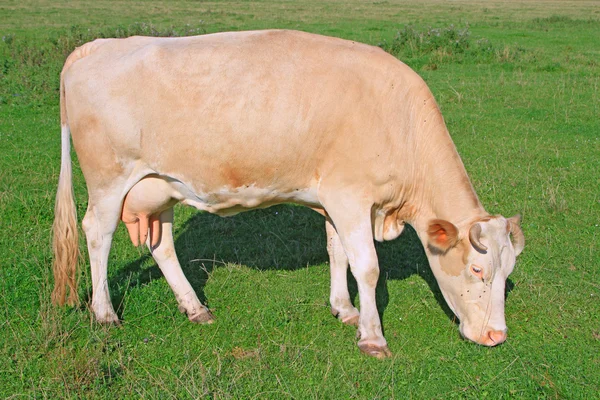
[1,0,599,398]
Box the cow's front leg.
[325,218,360,326]
[148,208,213,324]
[325,203,391,358]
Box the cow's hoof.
[341,314,360,327]
[189,310,215,324]
[358,343,392,359]
[96,314,121,326]
[331,306,360,327]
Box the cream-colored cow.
[52,30,524,358]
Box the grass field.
[1,0,599,398]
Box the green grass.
[1,0,599,398]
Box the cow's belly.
[175,181,320,216]
[126,175,321,218]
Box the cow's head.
[425,215,524,346]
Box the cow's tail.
[51,66,80,306]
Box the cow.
[52,30,524,358]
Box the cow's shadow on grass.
[108,204,514,329]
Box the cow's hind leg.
[148,208,213,324]
[326,218,360,326]
[323,197,391,358]
[82,197,123,324]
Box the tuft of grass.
[379,23,535,70]
[384,23,473,56]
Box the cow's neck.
[405,104,488,233]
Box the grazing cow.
[52,30,524,358]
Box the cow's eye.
[470,265,484,280]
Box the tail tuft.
[52,74,80,306]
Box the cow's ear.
[427,219,459,253]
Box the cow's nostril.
[488,330,507,345]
